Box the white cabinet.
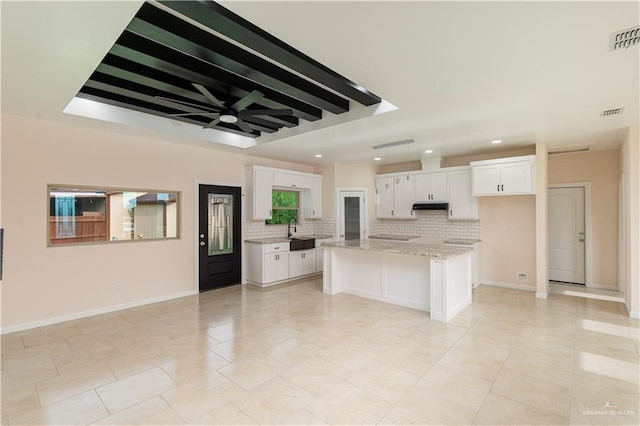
[471,155,536,196]
[314,238,332,272]
[448,169,478,219]
[289,249,316,278]
[246,242,289,285]
[247,166,273,219]
[273,172,312,189]
[375,174,415,219]
[414,172,448,202]
[302,175,322,219]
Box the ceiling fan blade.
[238,109,293,117]
[192,83,226,109]
[203,117,222,129]
[167,112,222,117]
[230,90,264,112]
[156,96,220,111]
[235,118,253,134]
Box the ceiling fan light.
[219,114,238,123]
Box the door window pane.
[209,194,233,255]
[344,197,361,240]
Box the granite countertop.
[368,234,420,241]
[322,239,473,259]
[245,234,334,244]
[442,238,482,246]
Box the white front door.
[548,187,585,284]
[338,191,365,241]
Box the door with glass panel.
[338,191,365,241]
[198,184,241,291]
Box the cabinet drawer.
[263,242,290,254]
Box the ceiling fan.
[160,83,293,134]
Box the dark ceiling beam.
[157,0,382,107]
[89,69,298,129]
[132,5,349,114]
[109,37,322,122]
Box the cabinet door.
[273,172,311,189]
[254,169,274,219]
[302,176,323,219]
[448,169,478,219]
[393,175,414,218]
[500,162,533,194]
[413,173,431,202]
[472,165,500,196]
[264,253,281,283]
[289,252,303,278]
[276,253,290,281]
[430,172,448,202]
[302,250,316,275]
[376,177,394,218]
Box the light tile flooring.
[2,279,639,425]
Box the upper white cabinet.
[273,172,312,189]
[448,168,478,219]
[247,166,274,219]
[247,166,322,220]
[375,174,415,219]
[302,175,323,219]
[414,172,448,202]
[471,155,536,196]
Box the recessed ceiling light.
[424,150,433,154]
[315,154,322,158]
[491,140,502,144]
[374,157,381,161]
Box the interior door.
[548,187,585,284]
[338,191,365,241]
[199,184,241,292]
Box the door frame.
[194,179,244,292]
[336,188,369,241]
[548,182,592,287]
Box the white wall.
[0,115,314,331]
[621,126,640,317]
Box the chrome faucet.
[288,217,297,238]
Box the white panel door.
[548,187,585,284]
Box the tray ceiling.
[75,0,381,138]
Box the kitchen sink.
[289,236,315,251]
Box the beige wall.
[548,149,620,287]
[0,114,313,329]
[441,146,536,167]
[479,196,537,288]
[621,126,640,317]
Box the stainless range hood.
[412,203,448,211]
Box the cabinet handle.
[392,210,394,216]
[292,184,297,187]
[501,184,504,192]
[411,210,414,216]
[313,210,315,216]
[497,184,500,192]
[450,209,453,216]
[274,246,279,249]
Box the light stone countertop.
[368,234,420,241]
[322,239,473,259]
[245,234,334,244]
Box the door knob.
[200,234,205,239]
[200,241,205,246]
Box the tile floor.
[1,279,638,425]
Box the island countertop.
[245,234,333,244]
[322,239,472,259]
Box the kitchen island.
[322,240,473,322]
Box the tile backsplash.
[244,218,336,240]
[370,210,481,240]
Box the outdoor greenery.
[265,190,299,225]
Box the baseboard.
[535,292,548,300]
[481,280,536,292]
[0,290,198,335]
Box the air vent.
[601,107,624,117]
[548,144,592,155]
[610,26,640,51]
[373,139,414,150]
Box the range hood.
[412,203,449,211]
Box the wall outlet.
[517,273,528,282]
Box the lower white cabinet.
[314,238,332,272]
[246,242,290,285]
[289,249,315,278]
